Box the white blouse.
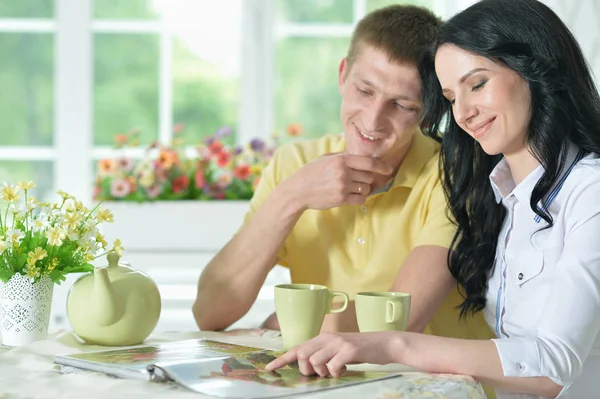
[483,146,600,399]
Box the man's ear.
[338,58,348,90]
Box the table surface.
[0,329,486,399]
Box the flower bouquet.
[93,124,303,202]
[0,182,123,345]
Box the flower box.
[99,200,250,251]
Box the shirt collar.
[391,131,437,189]
[489,143,582,204]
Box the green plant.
[0,182,123,284]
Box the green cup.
[274,284,349,349]
[355,292,411,332]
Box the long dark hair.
[419,0,600,317]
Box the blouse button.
[518,273,524,280]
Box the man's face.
[339,44,422,162]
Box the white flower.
[5,228,25,244]
[26,196,38,212]
[67,228,79,241]
[0,238,8,255]
[46,226,66,247]
[82,219,98,241]
[77,235,92,248]
[9,204,26,220]
[63,198,76,212]
[87,241,102,255]
[31,219,47,234]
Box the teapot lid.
[107,252,121,268]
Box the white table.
[0,329,486,399]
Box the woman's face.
[434,44,532,157]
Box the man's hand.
[280,153,393,211]
[265,331,402,377]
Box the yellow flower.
[26,257,37,267]
[96,208,114,223]
[56,189,71,200]
[24,265,41,281]
[1,184,20,202]
[139,170,155,187]
[0,238,7,255]
[75,200,87,213]
[48,257,58,272]
[96,232,108,249]
[64,212,82,229]
[17,181,35,191]
[250,165,263,175]
[85,254,94,263]
[28,247,48,263]
[112,239,124,257]
[46,226,66,247]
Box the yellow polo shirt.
[245,133,494,341]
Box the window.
[0,2,55,201]
[92,0,242,148]
[4,0,552,204]
[273,0,440,142]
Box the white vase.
[0,273,54,346]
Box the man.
[193,4,493,342]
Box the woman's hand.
[265,331,403,377]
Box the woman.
[265,0,600,397]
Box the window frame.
[0,0,453,204]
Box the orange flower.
[114,134,128,147]
[157,150,178,169]
[287,123,303,137]
[97,159,116,175]
[126,176,138,193]
[217,151,231,167]
[234,164,251,180]
[172,175,189,194]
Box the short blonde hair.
[347,5,442,69]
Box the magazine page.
[53,339,267,380]
[150,350,401,399]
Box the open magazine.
[53,339,402,398]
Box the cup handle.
[386,300,403,323]
[328,291,349,314]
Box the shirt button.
[360,206,367,214]
[518,273,524,280]
[357,237,365,245]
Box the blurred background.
[0,0,598,333]
[1,0,597,203]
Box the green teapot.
[66,252,161,346]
